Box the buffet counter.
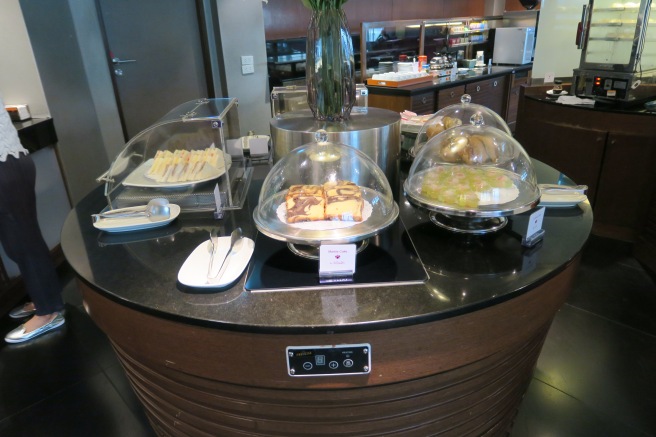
[61,160,592,436]
[515,86,656,245]
[367,64,532,118]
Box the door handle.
[112,57,137,64]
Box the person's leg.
[0,155,64,320]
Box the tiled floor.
[0,235,654,436]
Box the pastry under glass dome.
[404,125,540,233]
[253,131,399,249]
[410,94,511,158]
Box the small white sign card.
[319,244,357,283]
[511,206,546,247]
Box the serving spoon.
[92,198,170,222]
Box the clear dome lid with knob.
[404,125,539,218]
[253,130,399,245]
[411,94,511,157]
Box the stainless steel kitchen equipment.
[493,27,535,65]
[572,0,656,105]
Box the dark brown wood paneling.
[410,90,435,114]
[437,84,466,109]
[465,75,508,115]
[505,0,541,12]
[515,115,606,205]
[264,0,486,40]
[263,0,312,40]
[80,257,579,435]
[635,192,656,275]
[594,131,656,238]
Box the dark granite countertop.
[61,159,592,334]
[13,117,57,152]
[366,65,532,96]
[526,92,656,117]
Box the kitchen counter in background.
[515,85,656,275]
[367,64,532,130]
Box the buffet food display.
[410,94,511,158]
[404,124,540,233]
[100,98,252,212]
[253,132,398,247]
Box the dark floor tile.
[568,237,656,336]
[533,304,656,435]
[104,363,150,421]
[63,303,120,371]
[0,311,103,420]
[60,266,84,309]
[0,371,156,437]
[511,378,651,437]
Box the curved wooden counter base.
[80,256,579,436]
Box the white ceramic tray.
[538,192,587,208]
[92,204,180,233]
[178,236,254,288]
[123,153,231,188]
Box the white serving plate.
[178,236,254,288]
[122,153,231,188]
[93,204,181,233]
[546,90,568,96]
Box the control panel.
[286,344,371,377]
[591,76,628,99]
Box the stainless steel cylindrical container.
[270,108,401,185]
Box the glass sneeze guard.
[101,98,252,213]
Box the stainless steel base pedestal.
[270,108,401,185]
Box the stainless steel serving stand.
[270,107,401,186]
[403,173,540,235]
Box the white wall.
[216,0,272,137]
[532,0,587,80]
[0,0,71,277]
[0,0,48,116]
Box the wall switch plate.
[544,72,555,83]
[242,64,254,75]
[241,55,254,65]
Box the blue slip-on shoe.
[4,312,65,344]
[8,303,36,319]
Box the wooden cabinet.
[465,76,507,115]
[368,73,514,116]
[594,131,656,237]
[437,85,466,109]
[410,91,435,114]
[516,88,656,241]
[505,69,531,131]
[368,90,435,115]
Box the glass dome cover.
[404,125,539,220]
[253,131,399,245]
[410,94,511,157]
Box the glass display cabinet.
[100,98,252,213]
[423,17,492,58]
[359,20,424,79]
[270,84,369,117]
[573,0,656,104]
[360,17,503,80]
